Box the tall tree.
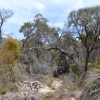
[67,6,100,72]
[19,14,60,75]
[19,14,58,55]
[0,9,14,43]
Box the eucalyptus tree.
[0,9,14,43]
[19,14,58,59]
[67,6,100,72]
[19,14,60,75]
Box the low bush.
[0,88,8,95]
[69,65,80,80]
[47,77,53,88]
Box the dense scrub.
[0,6,100,99]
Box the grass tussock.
[81,73,100,100]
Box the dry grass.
[81,71,100,100]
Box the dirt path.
[39,79,62,94]
[0,78,63,100]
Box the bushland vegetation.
[0,6,100,99]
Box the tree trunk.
[78,52,90,86]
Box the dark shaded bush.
[53,64,69,78]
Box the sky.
[0,0,100,39]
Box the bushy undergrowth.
[88,62,100,69]
[82,74,100,100]
[69,64,80,81]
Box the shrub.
[42,97,48,100]
[56,55,62,62]
[0,37,20,65]
[0,88,8,95]
[47,78,53,88]
[69,65,80,80]
[70,65,79,74]
[89,62,100,69]
[91,63,97,68]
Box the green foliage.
[47,77,53,88]
[80,33,96,46]
[19,13,58,58]
[90,63,97,68]
[0,88,8,95]
[73,73,79,80]
[42,97,48,100]
[19,22,32,37]
[69,65,80,80]
[68,6,100,72]
[55,53,66,66]
[89,62,100,69]
[71,65,79,74]
[56,55,62,62]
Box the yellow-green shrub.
[0,88,8,95]
[0,37,20,65]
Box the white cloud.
[31,2,45,10]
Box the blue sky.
[0,0,100,39]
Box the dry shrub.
[81,73,100,100]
